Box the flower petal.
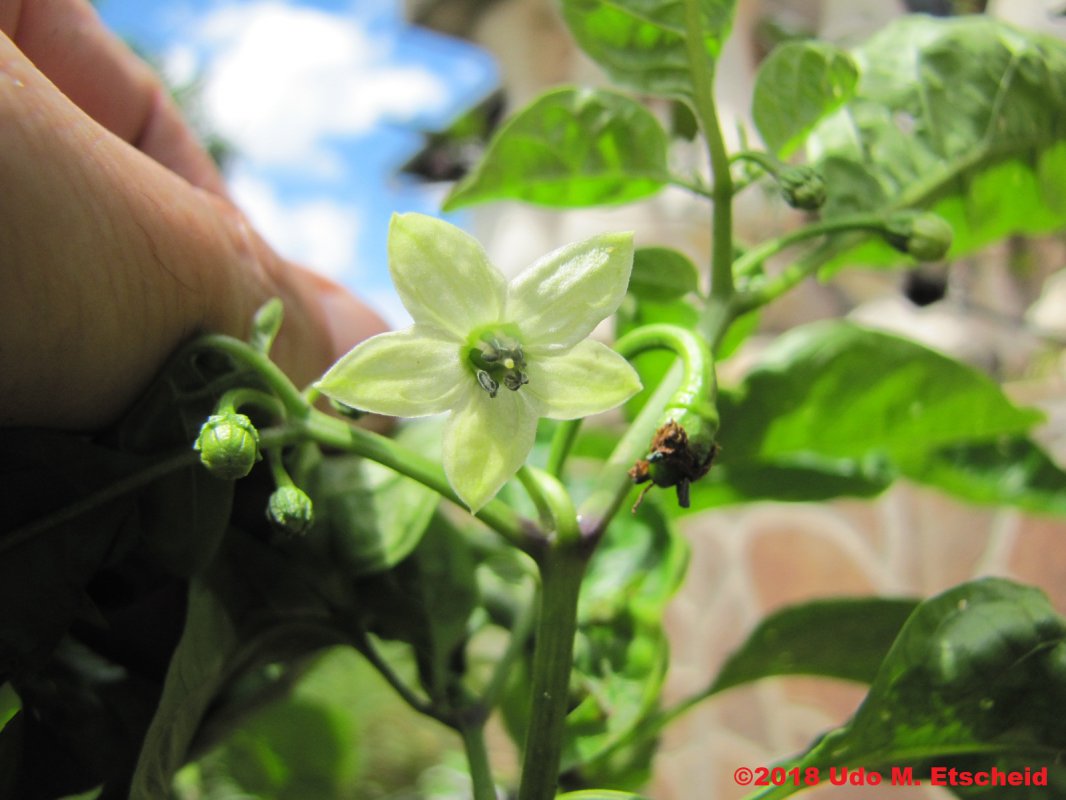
[389,213,507,338]
[525,339,642,420]
[506,231,634,349]
[315,327,466,418]
[442,389,541,512]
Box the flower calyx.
[629,420,718,510]
[882,211,953,261]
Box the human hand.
[0,0,387,429]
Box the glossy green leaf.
[752,40,858,158]
[560,0,738,99]
[444,88,670,210]
[719,321,1042,464]
[808,16,1066,270]
[902,436,1066,517]
[710,597,919,695]
[751,579,1066,798]
[629,247,700,302]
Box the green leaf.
[902,436,1066,517]
[563,505,689,779]
[683,454,893,513]
[558,792,652,800]
[752,40,858,158]
[762,579,1066,796]
[719,321,1042,464]
[559,0,738,99]
[443,88,670,210]
[809,16,1066,269]
[703,321,1046,511]
[710,597,919,695]
[629,247,700,302]
[312,451,440,577]
[353,514,479,702]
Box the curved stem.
[615,324,718,425]
[732,213,888,284]
[186,334,310,419]
[517,465,580,547]
[546,419,582,479]
[298,408,542,554]
[217,388,286,420]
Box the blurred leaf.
[719,321,1041,463]
[629,247,700,302]
[444,88,670,210]
[901,436,1066,517]
[558,791,652,800]
[710,597,919,694]
[559,0,738,99]
[354,515,479,702]
[752,40,858,158]
[749,579,1066,798]
[563,505,689,780]
[683,455,894,513]
[213,700,352,800]
[808,16,1066,270]
[314,454,440,577]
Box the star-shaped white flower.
[316,212,642,511]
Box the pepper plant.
[4,4,1066,799]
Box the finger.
[2,0,226,193]
[0,31,385,429]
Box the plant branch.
[546,419,582,479]
[683,0,733,302]
[460,722,497,800]
[517,545,587,800]
[299,409,542,554]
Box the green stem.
[217,388,286,420]
[667,173,714,199]
[546,420,582,479]
[615,324,718,425]
[460,723,497,800]
[517,466,580,547]
[576,367,683,539]
[347,625,449,726]
[481,589,538,713]
[299,409,542,553]
[732,213,889,284]
[517,546,588,800]
[187,334,310,419]
[577,323,718,536]
[683,0,734,302]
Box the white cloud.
[185,0,450,166]
[229,170,361,279]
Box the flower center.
[467,328,529,398]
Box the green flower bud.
[266,486,315,537]
[883,211,953,261]
[778,165,827,211]
[194,412,260,480]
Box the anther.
[477,370,499,398]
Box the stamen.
[477,370,499,398]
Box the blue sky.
[97,0,498,324]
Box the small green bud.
[778,165,827,211]
[195,412,260,480]
[883,211,953,261]
[266,486,315,537]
